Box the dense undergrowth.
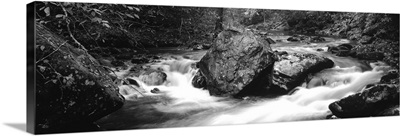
[36,2,399,68]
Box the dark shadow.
[4,123,26,132]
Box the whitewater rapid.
[114,56,388,127]
[101,35,390,129]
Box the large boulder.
[197,30,276,96]
[271,52,335,94]
[35,23,124,133]
[329,84,399,118]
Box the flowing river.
[96,33,391,130]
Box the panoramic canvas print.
[27,1,399,134]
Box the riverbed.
[96,32,389,130]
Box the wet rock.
[192,71,207,88]
[377,105,399,116]
[192,43,212,50]
[202,43,212,49]
[272,53,334,94]
[310,36,325,43]
[35,23,124,134]
[328,44,353,57]
[275,50,288,56]
[131,58,148,64]
[266,38,276,44]
[380,69,399,84]
[150,88,161,94]
[326,114,339,119]
[329,84,399,118]
[287,35,325,43]
[151,55,161,60]
[197,30,276,96]
[192,45,203,50]
[138,71,167,86]
[306,76,325,88]
[287,36,301,42]
[122,78,140,87]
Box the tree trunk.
[214,8,224,39]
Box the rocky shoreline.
[35,23,398,133]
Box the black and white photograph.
[22,0,400,135]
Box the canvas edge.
[27,1,36,134]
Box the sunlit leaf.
[103,23,110,28]
[134,7,140,12]
[82,5,87,11]
[66,7,73,15]
[55,14,64,18]
[125,14,135,19]
[79,20,87,25]
[44,7,50,16]
[91,17,102,23]
[38,65,46,72]
[134,14,139,19]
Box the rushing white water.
[181,63,385,126]
[104,35,391,128]
[115,56,388,127]
[119,58,232,114]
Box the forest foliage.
[36,2,220,52]
[35,2,399,67]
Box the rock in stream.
[196,30,276,96]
